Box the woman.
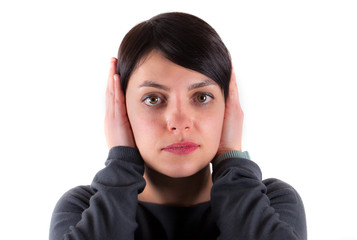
[50,12,307,240]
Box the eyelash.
[141,92,214,107]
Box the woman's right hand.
[104,57,136,149]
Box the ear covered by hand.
[104,57,136,150]
[216,67,244,157]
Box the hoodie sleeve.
[49,146,146,240]
[211,156,307,240]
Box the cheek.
[200,107,225,144]
[126,103,159,146]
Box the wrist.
[212,150,250,169]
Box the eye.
[195,93,213,104]
[143,95,162,106]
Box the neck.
[138,165,213,207]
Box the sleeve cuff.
[212,150,250,169]
[106,146,143,166]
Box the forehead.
[129,51,218,88]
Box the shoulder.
[263,178,303,205]
[52,185,95,214]
[50,186,96,239]
[263,178,307,238]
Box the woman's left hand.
[216,67,244,156]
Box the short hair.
[117,12,231,100]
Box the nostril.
[167,118,192,132]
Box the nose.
[166,102,193,133]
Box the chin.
[156,161,210,179]
[164,169,200,179]
[142,150,215,179]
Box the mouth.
[162,142,199,155]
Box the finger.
[227,68,244,117]
[114,74,125,118]
[107,57,117,95]
[106,58,117,115]
[107,57,117,88]
[228,68,239,102]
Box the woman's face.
[126,51,225,178]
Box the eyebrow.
[188,79,215,91]
[139,81,170,91]
[139,79,215,91]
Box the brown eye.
[197,94,207,102]
[195,93,213,104]
[149,96,158,104]
[143,95,162,106]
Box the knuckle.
[106,88,114,97]
[240,110,244,118]
[114,94,121,103]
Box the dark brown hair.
[117,12,231,100]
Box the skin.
[104,51,244,206]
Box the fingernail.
[114,75,118,82]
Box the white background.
[1,0,356,239]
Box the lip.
[162,141,199,155]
